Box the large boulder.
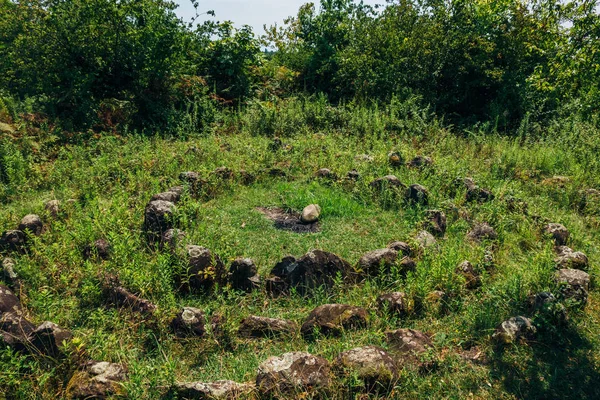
[377,292,408,317]
[0,312,35,350]
[29,321,73,357]
[301,304,367,338]
[151,191,180,203]
[544,223,569,246]
[491,316,536,345]
[238,316,297,338]
[176,380,254,400]
[256,352,331,397]
[555,246,589,270]
[170,307,206,337]
[143,200,176,243]
[385,329,432,364]
[0,284,22,316]
[555,269,590,304]
[333,346,398,390]
[67,361,127,399]
[229,258,260,292]
[18,214,43,236]
[357,248,398,277]
[184,245,227,291]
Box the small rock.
[0,284,22,316]
[467,223,498,242]
[555,269,590,303]
[346,170,360,181]
[176,380,254,400]
[316,168,337,180]
[169,186,184,196]
[528,292,568,324]
[300,204,321,224]
[18,214,43,236]
[265,277,289,297]
[144,200,176,243]
[179,171,205,194]
[2,258,17,282]
[358,248,398,277]
[67,361,127,399]
[104,276,157,315]
[388,152,404,167]
[377,292,408,317]
[160,229,187,251]
[407,155,433,168]
[506,197,528,214]
[456,261,481,289]
[45,200,61,218]
[555,246,588,270]
[369,175,406,191]
[238,316,297,338]
[405,184,429,205]
[387,241,412,256]
[0,312,35,349]
[256,352,331,396]
[301,304,367,338]
[171,307,206,337]
[491,316,536,345]
[214,167,234,180]
[83,239,111,261]
[333,346,398,390]
[184,245,227,291]
[425,210,446,237]
[151,191,180,203]
[544,223,569,246]
[416,230,437,248]
[0,230,26,252]
[385,329,432,362]
[30,321,73,357]
[229,258,260,292]
[466,186,494,203]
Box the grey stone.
[30,321,73,357]
[171,307,205,337]
[18,214,43,236]
[377,292,408,317]
[405,184,429,205]
[467,223,498,242]
[333,346,398,389]
[256,352,331,396]
[301,204,321,224]
[456,261,481,289]
[176,380,254,400]
[301,304,367,338]
[544,223,569,246]
[238,316,297,338]
[184,245,227,291]
[67,361,127,399]
[491,316,536,344]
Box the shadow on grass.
[489,324,600,399]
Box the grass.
[0,100,599,399]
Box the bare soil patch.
[256,207,320,233]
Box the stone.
[544,223,569,246]
[67,361,127,399]
[143,200,176,243]
[160,229,187,251]
[0,284,22,316]
[456,261,481,289]
[214,167,234,180]
[316,168,337,180]
[405,184,429,205]
[30,321,73,357]
[185,245,227,291]
[18,214,43,236]
[528,292,568,324]
[466,186,494,203]
[346,170,360,181]
[171,307,206,337]
[265,277,289,297]
[467,223,498,242]
[333,346,398,389]
[416,230,437,248]
[238,316,298,338]
[256,352,331,396]
[179,171,201,185]
[176,380,254,400]
[229,258,260,292]
[491,316,536,344]
[238,169,256,185]
[151,191,180,203]
[425,210,446,237]
[426,291,448,314]
[83,239,111,261]
[385,329,432,360]
[0,312,35,350]
[377,292,408,317]
[369,175,406,191]
[301,304,367,338]
[2,258,17,282]
[169,186,184,196]
[407,155,433,168]
[0,230,26,252]
[286,250,354,295]
[555,269,590,303]
[358,248,398,277]
[268,168,287,178]
[387,241,412,256]
[301,204,321,224]
[104,276,157,315]
[388,151,404,167]
[555,246,588,270]
[45,200,61,218]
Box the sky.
[174,0,384,35]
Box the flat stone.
[238,316,297,338]
[301,304,367,338]
[333,346,398,389]
[256,352,331,396]
[176,380,255,400]
[358,248,398,277]
[67,361,127,399]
